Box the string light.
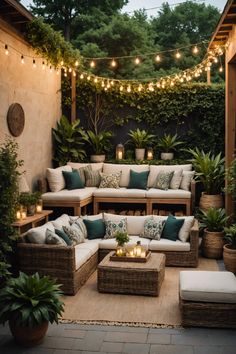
[94,77,98,83]
[60,60,64,66]
[69,68,72,73]
[127,85,131,92]
[80,73,84,79]
[193,46,199,54]
[219,66,223,72]
[33,59,36,68]
[134,57,140,65]
[42,61,45,70]
[56,69,60,75]
[75,60,79,67]
[87,75,91,81]
[5,44,9,55]
[90,60,95,68]
[155,54,161,62]
[120,85,123,91]
[175,51,181,59]
[21,55,24,64]
[111,59,117,67]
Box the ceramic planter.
[161,152,174,160]
[90,154,105,163]
[135,148,145,160]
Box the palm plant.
[198,208,229,232]
[52,115,87,165]
[224,225,236,249]
[128,129,155,148]
[85,130,113,155]
[157,134,183,152]
[187,148,225,195]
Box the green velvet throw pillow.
[55,229,72,246]
[83,219,105,240]
[128,170,150,190]
[62,170,84,190]
[161,215,184,241]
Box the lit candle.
[21,211,27,220]
[129,250,134,257]
[36,205,42,213]
[118,151,123,160]
[116,248,123,256]
[16,211,21,220]
[141,251,146,258]
[136,248,141,257]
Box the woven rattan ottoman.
[97,252,166,296]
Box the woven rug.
[61,257,218,327]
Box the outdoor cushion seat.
[93,187,146,198]
[74,247,94,270]
[180,271,236,303]
[42,187,97,202]
[149,239,190,252]
[75,242,99,254]
[146,188,191,199]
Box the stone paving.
[0,322,236,354]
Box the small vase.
[135,148,145,161]
[161,152,174,160]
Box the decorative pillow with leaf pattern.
[154,171,174,190]
[45,229,67,246]
[140,217,165,240]
[104,218,127,239]
[99,171,121,188]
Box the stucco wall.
[0,23,61,189]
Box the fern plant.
[128,129,155,148]
[187,148,225,194]
[157,134,183,152]
[52,115,87,165]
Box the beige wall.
[0,22,61,190]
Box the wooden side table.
[12,210,53,235]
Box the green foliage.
[115,231,129,246]
[224,225,236,249]
[26,18,81,67]
[225,159,236,201]
[187,148,225,194]
[157,134,183,152]
[198,208,229,232]
[52,115,87,165]
[0,272,64,327]
[0,138,23,279]
[128,128,155,148]
[19,192,41,207]
[85,130,113,155]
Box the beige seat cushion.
[75,241,98,254]
[42,187,96,202]
[146,188,191,199]
[74,247,93,270]
[180,271,236,303]
[93,187,146,198]
[103,163,149,187]
[149,239,190,251]
[148,164,192,188]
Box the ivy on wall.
[62,79,225,155]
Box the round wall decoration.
[7,103,25,137]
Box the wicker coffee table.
[97,252,166,296]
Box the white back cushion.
[27,222,54,244]
[52,214,71,229]
[103,164,149,187]
[148,164,192,188]
[67,162,103,171]
[46,165,72,192]
[104,213,150,235]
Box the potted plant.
[19,192,41,216]
[0,272,64,346]
[85,130,113,162]
[225,157,236,206]
[157,133,183,160]
[128,128,155,160]
[223,224,236,273]
[198,207,229,259]
[188,148,225,210]
[115,231,129,256]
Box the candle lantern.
[21,207,27,220]
[134,241,142,257]
[147,147,154,160]
[36,199,43,213]
[16,208,21,220]
[116,143,124,160]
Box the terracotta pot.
[90,154,105,163]
[161,152,174,160]
[135,148,145,160]
[223,244,236,273]
[199,193,224,211]
[9,320,48,347]
[202,229,224,259]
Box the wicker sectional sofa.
[17,213,199,295]
[40,163,196,216]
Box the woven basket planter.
[199,193,224,211]
[223,244,236,273]
[202,229,224,259]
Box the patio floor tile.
[104,331,147,343]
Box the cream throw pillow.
[170,170,183,189]
[178,216,194,242]
[46,165,72,192]
[180,171,195,191]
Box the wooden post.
[71,73,76,122]
[225,61,236,216]
[207,69,211,85]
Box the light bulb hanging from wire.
[175,51,181,59]
[111,59,117,67]
[155,54,161,62]
[90,60,95,68]
[5,44,9,55]
[21,55,24,64]
[193,46,199,54]
[134,57,140,65]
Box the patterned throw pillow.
[71,217,88,238]
[154,171,174,190]
[77,165,92,185]
[63,225,85,245]
[140,217,165,240]
[45,229,67,246]
[99,172,121,188]
[85,169,101,187]
[104,218,127,239]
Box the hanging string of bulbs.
[0,38,225,92]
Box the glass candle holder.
[116,143,124,160]
[36,199,43,213]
